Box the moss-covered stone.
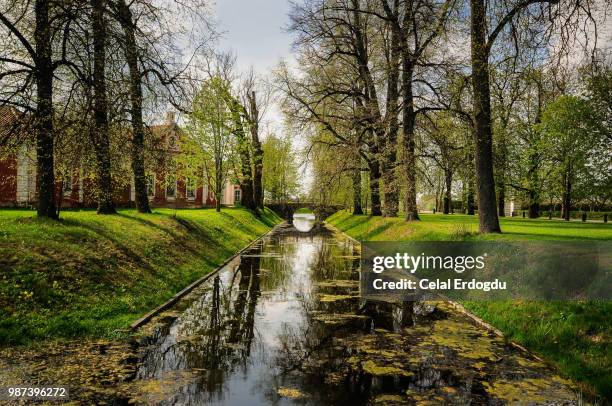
[361,360,414,377]
[277,387,307,399]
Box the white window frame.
[186,178,196,201]
[146,174,155,197]
[62,174,73,196]
[165,175,177,200]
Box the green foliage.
[0,207,281,345]
[262,133,299,202]
[182,76,237,203]
[537,95,609,207]
[308,130,355,206]
[538,95,594,160]
[585,65,612,143]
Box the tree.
[246,90,264,209]
[585,61,612,143]
[538,95,597,221]
[381,0,456,221]
[90,0,116,214]
[490,61,524,217]
[186,76,234,212]
[422,113,466,214]
[109,0,213,214]
[468,0,598,232]
[114,0,150,213]
[0,0,70,218]
[262,133,299,203]
[227,94,257,212]
[283,0,392,216]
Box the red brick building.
[0,109,241,209]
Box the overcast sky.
[214,0,293,75]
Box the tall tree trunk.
[470,0,500,232]
[215,154,222,212]
[91,0,116,214]
[528,191,540,218]
[496,131,506,217]
[230,102,257,212]
[34,0,57,219]
[117,0,150,213]
[467,174,475,215]
[352,165,363,215]
[526,82,544,220]
[369,158,382,216]
[443,169,452,214]
[497,181,505,217]
[247,91,264,209]
[562,163,571,221]
[527,151,541,218]
[401,58,420,221]
[381,5,400,218]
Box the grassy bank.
[0,207,281,345]
[328,211,612,400]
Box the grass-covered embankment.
[0,207,281,345]
[328,211,612,400]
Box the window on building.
[186,178,196,200]
[166,175,176,199]
[234,188,241,205]
[146,174,155,197]
[62,174,73,195]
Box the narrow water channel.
[127,217,578,405]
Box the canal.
[126,216,578,405]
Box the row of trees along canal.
[277,0,611,232]
[0,0,296,218]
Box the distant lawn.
[328,211,612,400]
[328,210,612,241]
[295,207,314,214]
[0,207,281,345]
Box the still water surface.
[129,216,578,405]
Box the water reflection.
[129,223,578,405]
[292,213,316,232]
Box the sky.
[213,0,296,136]
[213,0,313,188]
[214,0,294,74]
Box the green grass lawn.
[328,210,612,241]
[328,210,612,400]
[0,207,281,345]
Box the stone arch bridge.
[267,202,344,221]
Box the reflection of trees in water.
[310,238,359,282]
[135,254,263,403]
[270,295,458,404]
[257,235,296,292]
[228,256,261,355]
[134,227,466,405]
[269,237,429,405]
[361,300,415,332]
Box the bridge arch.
[267,202,344,221]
